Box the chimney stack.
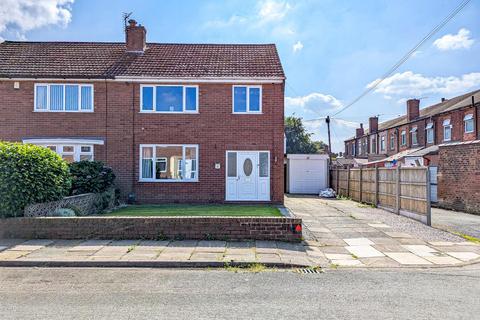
[441,98,447,102]
[125,19,146,53]
[406,99,420,121]
[356,123,364,138]
[369,116,378,133]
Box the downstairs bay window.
[140,144,198,182]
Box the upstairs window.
[464,114,474,133]
[410,127,418,145]
[426,122,434,144]
[401,130,406,146]
[141,85,198,113]
[35,84,93,112]
[380,136,385,151]
[443,119,452,141]
[233,86,262,113]
[390,135,395,150]
[370,136,376,154]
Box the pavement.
[0,266,479,319]
[432,206,480,239]
[0,195,479,269]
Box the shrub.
[69,161,116,195]
[0,142,71,217]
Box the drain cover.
[295,268,323,274]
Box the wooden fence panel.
[330,166,431,225]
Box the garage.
[286,154,329,194]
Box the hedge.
[0,142,71,217]
[69,161,116,195]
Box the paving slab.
[359,257,400,267]
[384,252,432,265]
[331,259,363,267]
[69,240,111,251]
[325,253,355,260]
[424,255,463,265]
[346,245,385,258]
[343,238,375,246]
[10,240,54,251]
[446,252,480,262]
[190,252,224,262]
[368,223,391,229]
[402,245,438,257]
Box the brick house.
[0,20,286,204]
[342,90,480,213]
[344,89,480,167]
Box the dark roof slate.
[0,41,285,79]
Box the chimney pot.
[441,98,446,102]
[356,123,364,138]
[125,19,146,53]
[406,99,420,121]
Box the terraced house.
[344,89,480,167]
[0,20,286,204]
[343,90,480,214]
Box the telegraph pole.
[326,116,332,164]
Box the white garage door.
[289,157,328,194]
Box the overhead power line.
[331,0,471,117]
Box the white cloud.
[0,0,74,40]
[292,40,303,53]
[367,71,480,97]
[204,0,294,35]
[258,0,291,24]
[286,92,343,115]
[433,28,474,51]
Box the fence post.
[374,165,379,207]
[395,165,401,214]
[347,167,351,198]
[359,166,363,203]
[426,167,432,226]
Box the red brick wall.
[438,143,480,214]
[0,80,285,204]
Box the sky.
[1,0,479,152]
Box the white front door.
[226,151,270,201]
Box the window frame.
[390,135,395,150]
[401,130,407,146]
[232,85,263,114]
[139,144,199,182]
[410,127,418,146]
[443,119,452,142]
[34,83,94,112]
[464,114,474,133]
[34,143,94,162]
[139,85,199,114]
[380,136,385,152]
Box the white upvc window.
[410,127,418,145]
[370,136,376,154]
[464,114,474,133]
[390,135,395,150]
[401,130,406,146]
[380,136,386,151]
[40,144,93,163]
[426,122,434,144]
[443,119,452,141]
[34,84,93,112]
[351,143,355,156]
[140,85,198,113]
[232,85,262,113]
[140,144,198,182]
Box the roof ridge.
[2,40,277,46]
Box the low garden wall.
[0,216,303,242]
[24,189,116,217]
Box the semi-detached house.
[0,20,286,204]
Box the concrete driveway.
[285,195,480,268]
[432,207,480,239]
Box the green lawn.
[104,204,282,217]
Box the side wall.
[437,143,480,214]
